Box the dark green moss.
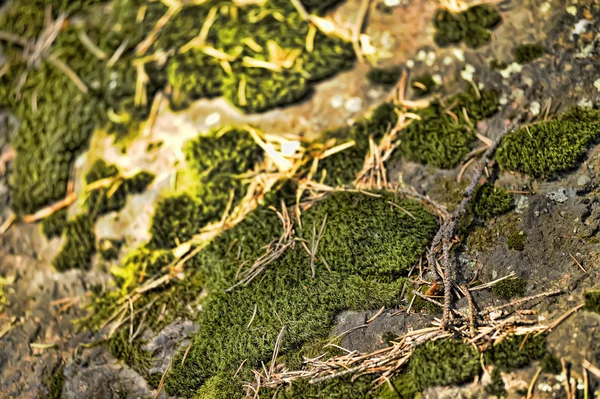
[513,43,546,64]
[366,66,403,86]
[84,160,155,219]
[411,74,438,97]
[149,128,263,249]
[472,184,513,220]
[583,290,600,314]
[162,192,437,396]
[540,352,563,374]
[506,232,527,252]
[406,282,444,314]
[497,108,600,179]
[41,209,68,239]
[490,59,509,70]
[107,330,154,377]
[52,214,96,272]
[98,238,123,261]
[395,87,499,169]
[491,277,527,299]
[275,375,378,398]
[485,367,507,398]
[433,5,502,49]
[484,334,547,370]
[41,365,65,399]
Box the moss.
[583,290,600,314]
[506,231,527,251]
[149,128,263,249]
[41,365,65,399]
[52,214,96,272]
[98,238,122,261]
[485,367,507,398]
[540,352,563,374]
[496,108,600,179]
[107,330,154,377]
[41,209,69,239]
[406,282,443,314]
[433,5,502,49]
[490,59,508,70]
[411,74,438,97]
[484,334,547,370]
[84,160,155,219]
[0,276,9,314]
[162,192,437,396]
[395,87,499,169]
[194,373,244,399]
[472,184,513,220]
[275,375,378,398]
[366,66,403,86]
[513,43,546,64]
[491,277,527,299]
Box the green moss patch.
[491,277,527,299]
[496,108,600,179]
[41,365,66,399]
[484,334,547,370]
[433,5,502,49]
[506,231,527,251]
[52,214,97,272]
[366,66,403,86]
[395,87,499,169]
[41,209,69,239]
[513,43,546,64]
[411,74,438,97]
[472,184,513,221]
[163,192,437,396]
[583,290,600,314]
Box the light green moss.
[496,108,600,179]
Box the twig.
[247,304,258,328]
[582,359,600,379]
[22,191,77,223]
[469,272,516,292]
[534,302,584,337]
[290,0,310,20]
[527,367,542,399]
[107,39,129,68]
[269,326,286,377]
[154,356,173,399]
[46,54,89,94]
[569,253,586,273]
[0,213,16,236]
[462,283,477,337]
[351,0,370,63]
[482,290,562,317]
[367,306,385,324]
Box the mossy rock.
[433,5,502,49]
[160,191,437,396]
[513,43,546,64]
[496,108,600,179]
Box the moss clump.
[275,375,378,398]
[162,192,437,396]
[506,231,527,251]
[490,59,509,70]
[52,214,96,272]
[496,108,600,179]
[472,184,513,220]
[411,74,438,97]
[41,365,65,399]
[315,102,399,186]
[84,159,155,218]
[484,334,547,370]
[433,5,502,49]
[107,330,154,377]
[406,282,444,314]
[149,128,263,249]
[41,209,68,239]
[540,352,562,374]
[395,87,499,169]
[491,277,527,299]
[194,373,244,399]
[583,290,600,314]
[98,238,122,261]
[485,367,507,398]
[513,43,546,64]
[366,66,403,86]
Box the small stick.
[462,283,477,337]
[561,358,571,399]
[367,306,385,324]
[290,0,310,20]
[583,366,589,399]
[269,326,286,377]
[46,54,89,94]
[154,356,173,399]
[181,341,193,365]
[582,359,600,379]
[481,289,562,316]
[569,253,586,273]
[526,367,542,399]
[534,303,584,337]
[247,304,258,328]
